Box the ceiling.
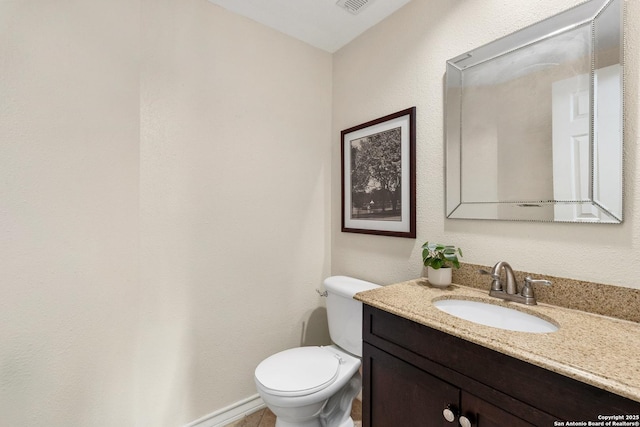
[207,0,412,53]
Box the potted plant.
[421,241,463,287]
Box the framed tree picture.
[341,107,416,238]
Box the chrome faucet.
[480,261,552,305]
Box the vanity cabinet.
[362,305,639,426]
[365,343,537,426]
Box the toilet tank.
[323,276,380,357]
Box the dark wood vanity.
[362,305,640,426]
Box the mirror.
[445,0,623,223]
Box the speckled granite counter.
[355,279,640,404]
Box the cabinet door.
[363,343,460,427]
[460,391,536,427]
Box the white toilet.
[254,275,380,427]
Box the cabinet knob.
[459,415,473,427]
[442,405,456,422]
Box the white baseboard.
[184,394,266,427]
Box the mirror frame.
[445,0,624,223]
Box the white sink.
[433,299,558,333]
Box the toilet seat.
[255,347,341,397]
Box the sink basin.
[433,299,558,333]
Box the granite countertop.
[354,279,640,404]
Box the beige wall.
[0,0,140,425]
[332,0,640,290]
[137,1,332,425]
[1,0,331,426]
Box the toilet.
[254,275,380,427]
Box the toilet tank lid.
[323,276,380,298]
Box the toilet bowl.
[254,276,380,427]
[255,345,361,427]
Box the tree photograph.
[350,126,402,221]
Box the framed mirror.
[445,0,623,223]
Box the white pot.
[427,266,452,287]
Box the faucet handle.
[479,269,502,291]
[479,269,499,279]
[524,276,552,287]
[521,276,552,300]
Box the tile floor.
[225,398,362,427]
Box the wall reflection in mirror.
[445,0,623,223]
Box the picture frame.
[341,107,416,238]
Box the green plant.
[421,241,463,270]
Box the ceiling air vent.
[336,0,374,15]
